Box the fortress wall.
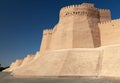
[12,60,23,68]
[12,46,120,77]
[20,55,34,67]
[42,3,112,50]
[59,49,101,76]
[87,17,101,47]
[9,59,23,71]
[99,19,120,46]
[39,29,52,54]
[9,3,120,77]
[57,3,101,48]
[60,3,96,18]
[12,49,101,77]
[85,9,101,47]
[49,15,74,50]
[9,62,15,69]
[98,9,111,22]
[72,7,101,48]
[100,45,120,77]
[34,51,41,59]
[3,62,15,72]
[12,50,69,76]
[73,15,95,48]
[11,46,120,77]
[5,54,36,72]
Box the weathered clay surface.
[5,3,120,78]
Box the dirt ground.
[1,72,120,83]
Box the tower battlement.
[97,9,111,22]
[60,3,98,17]
[97,9,110,12]
[16,59,23,63]
[43,29,52,35]
[99,19,120,24]
[61,3,94,10]
[81,3,94,8]
[59,3,111,22]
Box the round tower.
[49,3,101,50]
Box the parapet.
[60,3,99,18]
[12,59,23,67]
[43,29,53,35]
[98,19,120,27]
[16,59,23,63]
[97,8,111,22]
[97,9,110,13]
[81,3,94,8]
[26,54,34,58]
[98,19,120,25]
[97,8,111,17]
[59,3,111,22]
[60,3,94,10]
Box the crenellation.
[75,5,78,7]
[99,19,120,26]
[81,3,94,8]
[98,9,110,13]
[16,59,23,63]
[60,3,104,18]
[60,10,98,17]
[98,8,111,22]
[43,29,53,35]
[60,4,106,18]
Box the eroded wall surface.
[8,3,120,77]
[12,49,100,77]
[100,45,120,77]
[39,3,112,54]
[99,19,120,46]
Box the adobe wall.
[20,55,34,67]
[39,29,52,54]
[4,55,35,72]
[72,7,101,48]
[39,3,112,53]
[46,3,103,50]
[9,3,120,77]
[11,45,120,77]
[12,48,101,77]
[34,51,41,59]
[99,19,120,46]
[58,49,101,76]
[49,16,73,50]
[2,62,15,72]
[98,9,111,22]
[98,45,120,77]
[60,3,111,23]
[9,59,23,71]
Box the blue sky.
[0,0,120,66]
